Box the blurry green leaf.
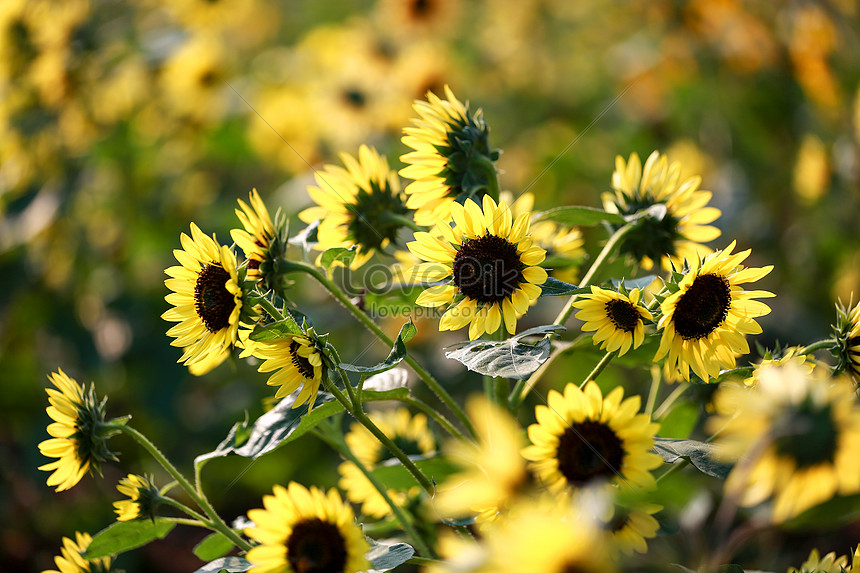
[340,320,415,374]
[366,541,415,572]
[782,493,860,531]
[371,455,460,490]
[653,438,732,480]
[539,277,590,297]
[84,519,175,559]
[192,557,253,573]
[320,246,356,274]
[445,325,565,379]
[657,402,699,439]
[533,206,625,226]
[193,532,234,561]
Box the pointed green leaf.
[445,325,566,379]
[340,320,415,374]
[250,314,303,342]
[539,277,591,297]
[533,206,625,226]
[366,541,415,572]
[653,438,732,480]
[193,532,234,561]
[83,519,175,559]
[192,557,253,573]
[320,245,357,273]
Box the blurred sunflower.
[38,370,116,492]
[113,474,160,522]
[245,482,370,573]
[654,241,774,382]
[299,145,410,269]
[338,408,435,519]
[408,196,547,339]
[710,364,860,523]
[604,503,662,555]
[743,346,814,387]
[43,531,114,573]
[400,86,499,226]
[240,333,325,409]
[375,0,461,40]
[162,223,244,374]
[231,188,280,285]
[603,150,721,271]
[522,381,662,494]
[159,33,232,124]
[572,286,652,356]
[788,548,849,573]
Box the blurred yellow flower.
[42,531,113,573]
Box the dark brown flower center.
[671,273,731,340]
[772,398,839,468]
[289,341,316,379]
[452,234,524,303]
[341,88,367,109]
[555,420,624,486]
[287,518,347,573]
[605,298,641,333]
[194,264,235,333]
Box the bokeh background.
[2,0,859,571]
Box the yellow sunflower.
[298,145,410,269]
[572,286,653,356]
[240,333,324,409]
[604,503,662,555]
[338,408,435,519]
[788,548,849,573]
[433,395,528,521]
[603,150,721,270]
[113,474,160,522]
[408,195,547,340]
[709,364,860,523]
[38,370,115,492]
[400,86,498,226]
[231,188,278,284]
[162,223,244,374]
[743,346,815,387]
[522,381,662,494]
[834,299,860,381]
[42,531,113,573]
[244,482,370,573]
[654,240,774,382]
[159,33,233,123]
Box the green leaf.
[84,519,175,559]
[714,367,753,384]
[192,557,253,573]
[611,275,658,292]
[249,314,303,342]
[445,325,566,379]
[539,277,591,297]
[320,245,357,273]
[340,320,415,374]
[362,368,409,392]
[657,402,699,439]
[653,438,732,480]
[370,455,460,490]
[193,532,234,561]
[366,541,415,572]
[533,206,625,226]
[364,284,425,317]
[195,387,410,463]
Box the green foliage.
[539,277,590,297]
[193,532,235,561]
[366,541,416,572]
[653,438,732,480]
[444,325,565,379]
[193,557,253,573]
[320,246,357,275]
[83,519,175,559]
[371,455,460,490]
[533,206,625,226]
[340,320,416,374]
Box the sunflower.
[159,33,233,124]
[298,145,410,269]
[602,150,721,270]
[433,395,528,521]
[113,474,160,522]
[162,223,244,374]
[338,408,435,519]
[604,503,661,555]
[400,86,498,226]
[654,241,774,382]
[572,286,653,356]
[743,346,815,387]
[245,482,370,573]
[788,548,849,573]
[240,333,325,409]
[231,188,278,284]
[833,299,860,381]
[709,364,860,523]
[38,370,116,492]
[43,531,114,573]
[522,381,662,494]
[408,195,547,340]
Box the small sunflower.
[833,299,860,381]
[654,240,774,382]
[43,531,114,573]
[231,188,279,285]
[709,364,860,523]
[400,86,499,226]
[408,195,547,340]
[788,547,849,573]
[245,482,370,573]
[241,333,325,409]
[162,223,244,375]
[338,408,435,519]
[603,150,721,270]
[604,503,661,555]
[38,370,117,492]
[113,474,161,522]
[522,381,662,494]
[433,395,528,521]
[299,145,410,269]
[573,286,653,356]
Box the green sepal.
[83,518,175,559]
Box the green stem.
[161,517,211,528]
[325,372,435,494]
[162,497,212,525]
[314,428,436,558]
[471,154,500,202]
[579,350,617,388]
[798,339,837,356]
[653,383,689,420]
[396,396,468,442]
[110,424,252,552]
[285,260,476,439]
[644,365,662,418]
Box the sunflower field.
[4,1,860,572]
